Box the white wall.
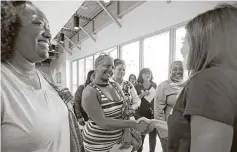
[67,1,236,61]
[50,51,67,88]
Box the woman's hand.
[78,118,85,126]
[138,117,168,130]
[137,117,151,124]
[135,120,152,134]
[143,90,150,96]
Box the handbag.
[40,71,84,152]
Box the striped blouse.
[82,82,124,152]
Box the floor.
[142,135,163,152]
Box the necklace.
[95,82,109,87]
[5,60,36,79]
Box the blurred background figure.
[112,59,141,114]
[135,68,157,152]
[154,60,184,152]
[74,70,95,125]
[129,74,137,86]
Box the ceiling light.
[59,33,64,43]
[51,44,56,52]
[73,15,79,30]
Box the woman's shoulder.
[82,84,98,96]
[188,67,237,87]
[78,84,85,90]
[134,82,142,89]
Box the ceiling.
[54,0,146,51]
[33,1,84,38]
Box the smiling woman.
[1,1,81,152]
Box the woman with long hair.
[138,4,237,152]
[135,68,157,152]
[74,70,95,125]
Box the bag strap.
[89,83,103,104]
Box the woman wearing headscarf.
[154,61,184,152]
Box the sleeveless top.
[82,82,124,152]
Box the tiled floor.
[142,135,163,152]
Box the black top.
[135,82,157,118]
[74,85,89,121]
[167,67,237,152]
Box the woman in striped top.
[82,54,150,152]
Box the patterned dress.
[82,82,124,152]
[121,80,135,119]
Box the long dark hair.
[85,70,95,86]
[137,68,154,84]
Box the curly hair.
[1,1,32,61]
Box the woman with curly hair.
[1,1,82,152]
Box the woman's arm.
[137,117,168,130]
[154,83,167,121]
[81,86,149,131]
[74,85,84,119]
[138,92,145,99]
[134,84,146,99]
[190,115,233,152]
[130,86,141,110]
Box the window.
[175,27,186,61]
[94,53,100,65]
[94,47,118,65]
[78,59,85,86]
[106,47,118,59]
[175,27,189,80]
[144,32,170,85]
[109,49,117,59]
[85,56,93,76]
[72,61,78,94]
[66,60,71,91]
[121,41,140,80]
